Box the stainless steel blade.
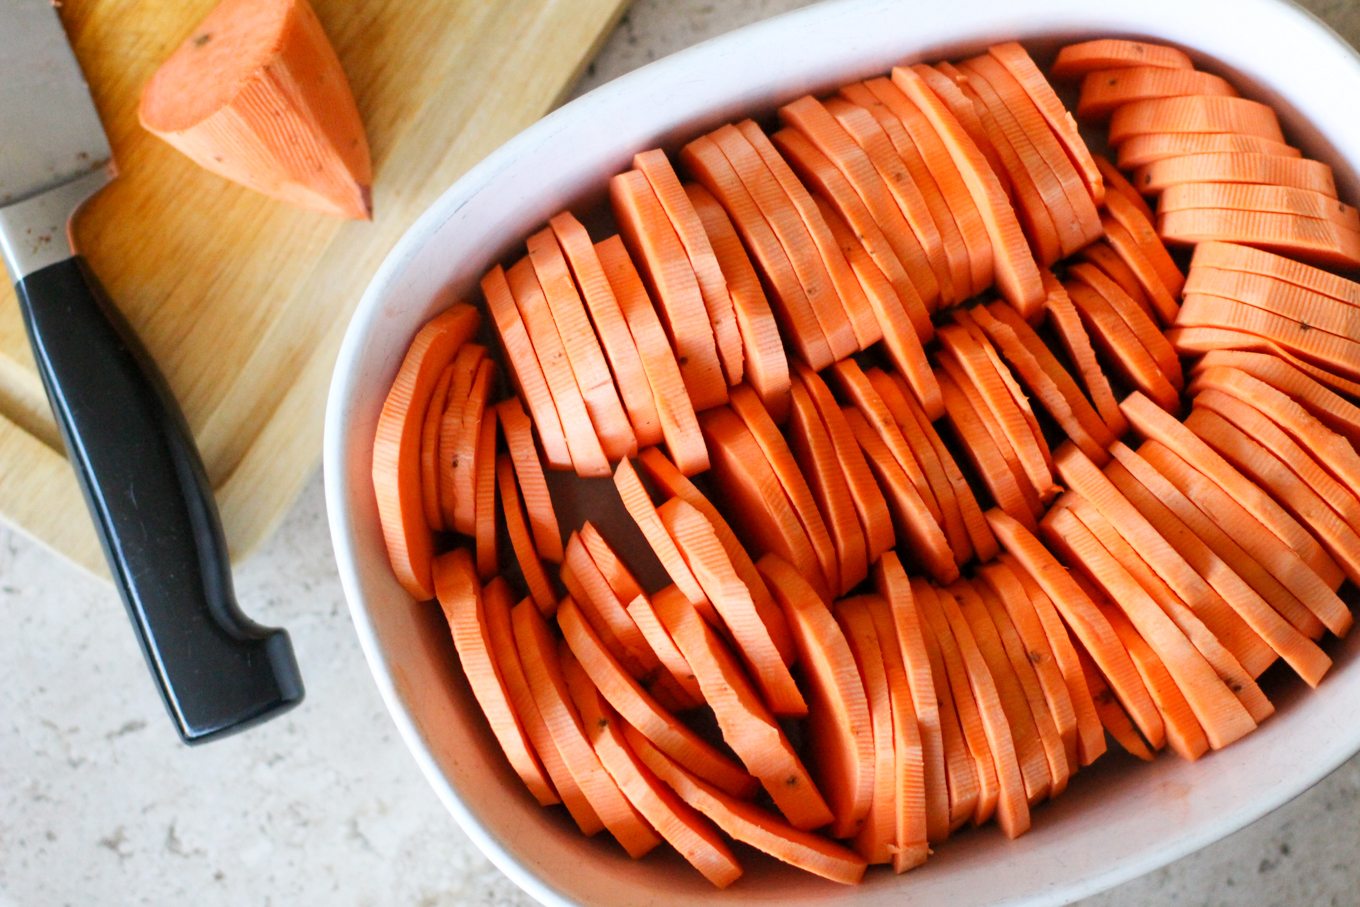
[0,0,112,207]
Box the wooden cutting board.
[0,0,629,574]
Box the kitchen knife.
[0,1,303,743]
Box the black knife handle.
[16,256,303,744]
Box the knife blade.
[0,1,303,743]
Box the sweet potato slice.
[1133,153,1338,197]
[990,41,1105,206]
[945,580,1052,806]
[1059,492,1273,723]
[1116,133,1301,169]
[528,226,638,461]
[627,729,868,885]
[1186,406,1360,588]
[820,96,957,303]
[1192,361,1360,492]
[944,61,1064,267]
[1191,240,1360,303]
[770,126,934,339]
[1051,39,1194,79]
[1123,393,1345,593]
[657,498,806,717]
[434,553,557,806]
[836,84,973,299]
[1066,279,1181,413]
[1078,646,1155,762]
[436,343,485,531]
[498,455,558,615]
[978,561,1081,772]
[730,385,840,597]
[635,447,796,667]
[1162,212,1360,269]
[870,368,970,565]
[1043,505,1257,750]
[938,321,1056,502]
[1194,350,1360,449]
[419,365,454,532]
[1164,184,1360,231]
[973,302,1113,464]
[846,405,957,583]
[1107,442,1328,647]
[1044,274,1130,437]
[483,266,571,470]
[635,150,745,386]
[551,212,663,448]
[561,652,741,887]
[789,381,869,596]
[709,123,858,360]
[487,586,599,831]
[557,595,756,798]
[1055,443,1276,678]
[372,304,480,599]
[873,554,948,844]
[596,236,709,475]
[654,590,832,831]
[1139,440,1350,638]
[507,257,610,476]
[681,134,835,369]
[836,596,900,864]
[796,366,896,562]
[498,397,562,563]
[686,183,791,419]
[611,169,728,411]
[1078,66,1238,119]
[1069,261,1183,390]
[139,0,372,219]
[997,556,1107,766]
[962,53,1101,256]
[975,579,1072,796]
[863,585,931,869]
[987,509,1163,748]
[1096,599,1209,761]
[812,193,941,416]
[700,407,829,599]
[737,119,883,351]
[893,64,1044,314]
[1108,96,1285,146]
[613,457,705,606]
[512,600,659,852]
[758,555,874,839]
[1193,373,1360,528]
[861,76,995,295]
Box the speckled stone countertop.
[4,2,1360,905]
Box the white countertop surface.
[4,1,1360,904]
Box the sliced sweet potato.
[681,134,834,369]
[634,149,745,385]
[434,553,557,806]
[551,211,664,448]
[654,589,832,831]
[611,169,728,411]
[561,652,741,886]
[758,555,874,839]
[627,728,868,885]
[139,0,372,219]
[1051,39,1194,80]
[686,183,791,419]
[557,595,756,798]
[596,235,709,475]
[373,304,480,599]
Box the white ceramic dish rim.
[325,1,1360,904]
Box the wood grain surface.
[0,0,629,573]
